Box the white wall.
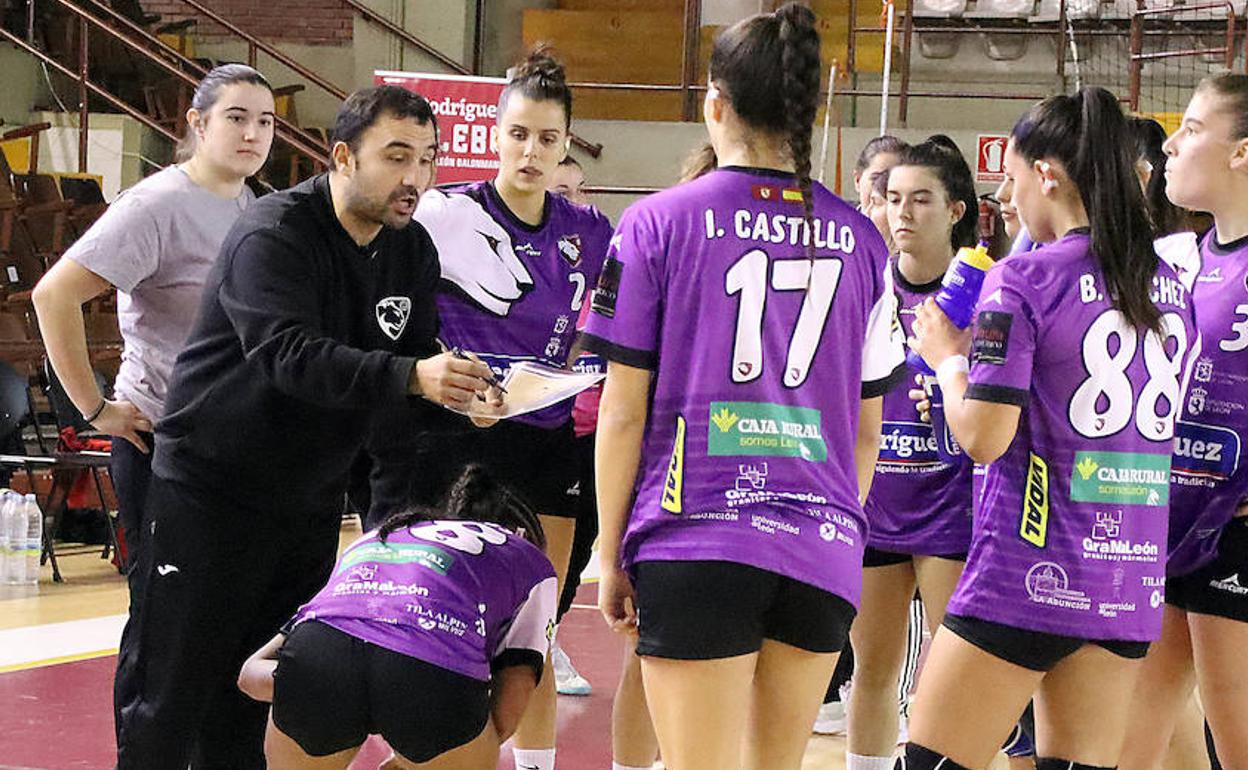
[0,47,51,128]
[702,0,768,25]
[572,119,1010,223]
[32,112,150,201]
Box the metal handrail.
[853,0,1248,124]
[154,0,606,158]
[55,0,328,159]
[338,0,469,74]
[43,0,328,164]
[170,0,348,101]
[0,26,180,145]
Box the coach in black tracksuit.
[114,86,496,770]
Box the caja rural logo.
[1070,451,1169,508]
[707,402,827,462]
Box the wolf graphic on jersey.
[414,181,613,429]
[416,188,534,317]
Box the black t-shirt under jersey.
[154,173,441,515]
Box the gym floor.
[0,519,948,770]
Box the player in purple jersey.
[365,48,611,770]
[846,137,979,770]
[904,87,1200,770]
[1119,74,1248,770]
[585,6,905,770]
[237,466,556,770]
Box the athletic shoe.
[812,700,847,735]
[552,642,592,696]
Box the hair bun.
[775,1,816,31]
[511,44,566,86]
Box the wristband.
[82,399,107,424]
[935,355,969,392]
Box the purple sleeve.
[581,207,663,369]
[965,261,1035,407]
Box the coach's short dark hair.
[332,86,436,152]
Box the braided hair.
[377,465,547,550]
[709,2,822,257]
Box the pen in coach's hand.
[450,347,509,395]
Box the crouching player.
[238,466,557,770]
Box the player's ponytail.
[377,465,547,550]
[679,142,718,184]
[499,44,573,130]
[1078,88,1161,335]
[1011,87,1161,335]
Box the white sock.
[612,763,653,770]
[514,747,556,770]
[846,752,896,770]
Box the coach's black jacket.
[154,173,441,515]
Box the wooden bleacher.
[522,0,905,122]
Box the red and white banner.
[374,70,507,186]
[975,134,1009,184]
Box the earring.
[1039,161,1056,193]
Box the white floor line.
[0,614,126,669]
[0,556,603,671]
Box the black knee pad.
[897,743,975,770]
[1036,757,1116,770]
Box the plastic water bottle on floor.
[3,491,24,585]
[22,493,42,586]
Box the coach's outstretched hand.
[411,352,495,409]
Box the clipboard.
[446,361,604,420]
